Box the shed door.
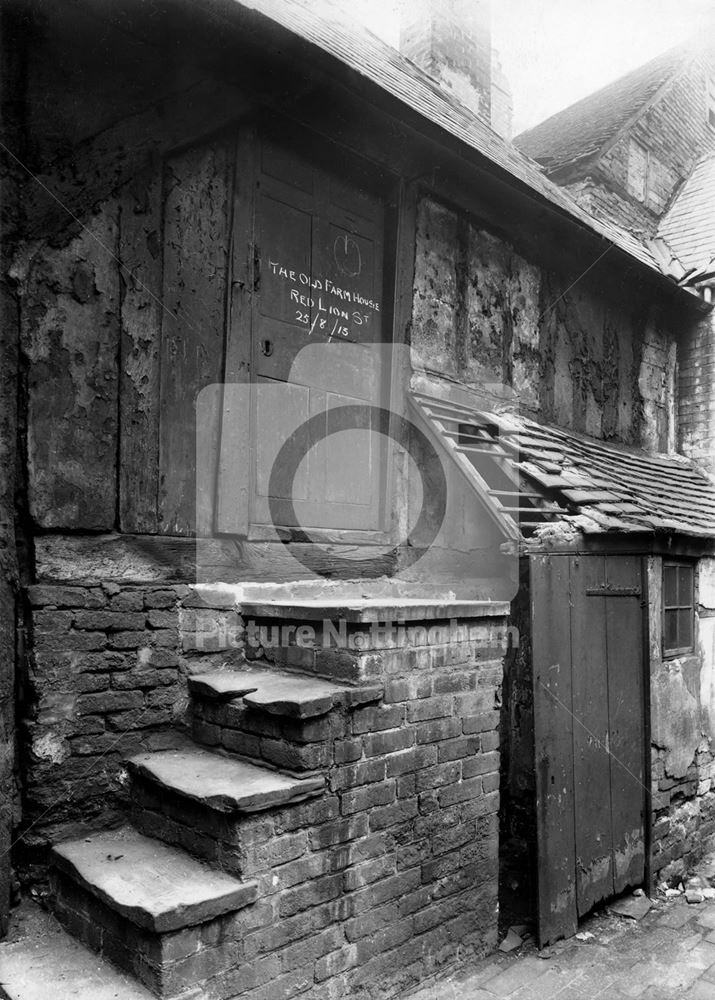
[218,136,388,538]
[532,553,646,946]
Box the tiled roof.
[410,390,715,540]
[498,414,715,538]
[239,0,679,285]
[658,153,715,275]
[514,45,687,173]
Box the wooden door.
[219,136,388,538]
[532,553,647,945]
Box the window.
[663,562,695,657]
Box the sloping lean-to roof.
[238,0,684,285]
[514,44,687,174]
[410,390,715,541]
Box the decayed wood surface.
[159,139,233,536]
[531,553,578,946]
[119,169,163,533]
[34,533,395,584]
[21,207,120,529]
[571,554,614,916]
[532,552,646,946]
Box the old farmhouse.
[1,1,715,998]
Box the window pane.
[664,565,678,606]
[665,608,678,650]
[678,609,693,650]
[678,566,693,606]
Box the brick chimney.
[400,0,493,126]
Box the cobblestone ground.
[408,856,715,1000]
[6,861,715,999]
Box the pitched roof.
[658,153,715,275]
[410,388,715,540]
[239,0,683,286]
[514,44,687,173]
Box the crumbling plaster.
[411,196,676,452]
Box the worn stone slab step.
[188,668,381,718]
[52,827,256,933]
[127,747,325,813]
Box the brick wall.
[180,628,504,998]
[19,583,244,868]
[400,0,492,122]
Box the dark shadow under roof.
[514,44,687,174]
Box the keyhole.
[262,339,273,357]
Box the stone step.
[189,667,381,771]
[128,747,326,875]
[50,827,257,999]
[127,747,325,813]
[188,667,381,718]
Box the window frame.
[662,560,696,659]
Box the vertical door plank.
[217,129,256,536]
[605,555,646,894]
[119,170,162,533]
[571,554,614,916]
[531,553,578,946]
[159,139,233,535]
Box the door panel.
[605,556,646,893]
[571,554,614,917]
[532,553,646,946]
[246,139,387,536]
[532,554,578,945]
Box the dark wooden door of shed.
[531,553,647,946]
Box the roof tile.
[514,45,687,172]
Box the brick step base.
[189,666,382,772]
[50,827,257,999]
[127,746,325,873]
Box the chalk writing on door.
[267,257,380,340]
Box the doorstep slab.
[52,827,257,932]
[127,748,325,812]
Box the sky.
[339,0,715,134]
